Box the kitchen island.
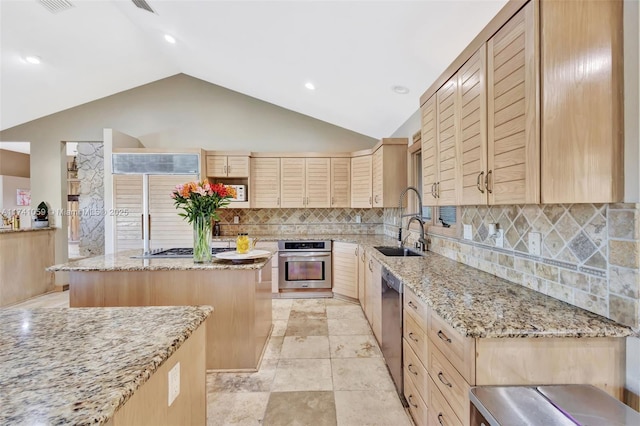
[0,227,55,306]
[0,305,211,425]
[48,250,273,371]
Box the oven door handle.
[279,253,331,258]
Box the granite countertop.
[240,233,633,338]
[0,305,212,425]
[48,249,274,272]
[0,226,55,234]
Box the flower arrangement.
[170,181,237,223]
[170,181,237,262]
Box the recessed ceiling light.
[392,85,410,95]
[164,34,176,44]
[25,55,41,64]
[305,82,315,91]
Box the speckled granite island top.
[0,306,212,425]
[48,249,273,272]
[0,226,55,234]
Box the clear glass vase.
[193,214,212,263]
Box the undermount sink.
[374,246,423,257]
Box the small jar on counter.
[236,233,250,254]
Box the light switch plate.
[528,232,541,256]
[168,362,180,406]
[463,224,472,240]
[355,215,362,223]
[233,216,239,224]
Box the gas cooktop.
[132,247,232,259]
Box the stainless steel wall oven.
[278,240,332,289]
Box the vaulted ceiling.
[1,0,507,138]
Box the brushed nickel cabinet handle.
[437,182,441,198]
[355,247,358,256]
[368,259,373,271]
[331,196,334,205]
[277,197,280,206]
[485,170,493,194]
[369,196,372,206]
[407,363,418,376]
[374,194,380,204]
[431,183,436,198]
[361,251,365,262]
[438,413,445,426]
[408,300,418,310]
[408,332,419,343]
[437,330,452,343]
[477,171,485,193]
[407,394,418,408]
[438,372,452,387]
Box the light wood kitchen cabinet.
[280,158,331,208]
[358,245,366,310]
[435,76,460,206]
[402,287,625,426]
[332,241,358,299]
[540,0,623,203]
[113,174,196,252]
[255,241,279,294]
[330,157,351,207]
[206,155,249,178]
[371,140,408,208]
[364,253,382,344]
[250,158,281,208]
[350,155,372,208]
[421,95,438,206]
[486,0,539,205]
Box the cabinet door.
[330,158,351,207]
[251,158,281,208]
[358,245,366,309]
[421,96,438,206]
[350,155,372,208]
[280,158,306,208]
[436,77,460,205]
[371,147,383,207]
[487,1,539,204]
[332,242,358,299]
[113,175,143,251]
[540,0,622,203]
[149,175,197,250]
[364,251,374,326]
[206,155,227,177]
[370,257,382,344]
[458,46,488,206]
[305,158,331,208]
[227,156,250,178]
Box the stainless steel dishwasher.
[381,267,404,401]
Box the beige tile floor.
[9,292,412,426]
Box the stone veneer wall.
[384,204,640,330]
[77,143,105,257]
[215,208,383,236]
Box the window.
[408,132,458,236]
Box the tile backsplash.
[385,203,640,329]
[216,208,384,236]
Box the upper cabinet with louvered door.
[487,1,539,205]
[436,77,460,206]
[421,96,438,206]
[330,157,351,208]
[371,140,408,208]
[458,46,488,205]
[305,158,331,208]
[280,158,306,208]
[540,0,623,203]
[371,148,383,207]
[250,157,281,208]
[351,155,372,208]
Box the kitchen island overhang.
[48,250,274,371]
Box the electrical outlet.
[355,215,361,223]
[393,217,396,225]
[488,223,496,236]
[495,229,504,248]
[233,216,239,224]
[463,224,472,240]
[168,362,180,406]
[528,232,541,256]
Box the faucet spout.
[406,216,428,252]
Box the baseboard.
[625,388,640,412]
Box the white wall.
[391,109,420,145]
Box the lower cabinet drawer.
[404,368,428,426]
[404,312,428,362]
[427,376,462,426]
[428,343,470,425]
[403,338,429,403]
[428,310,475,384]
